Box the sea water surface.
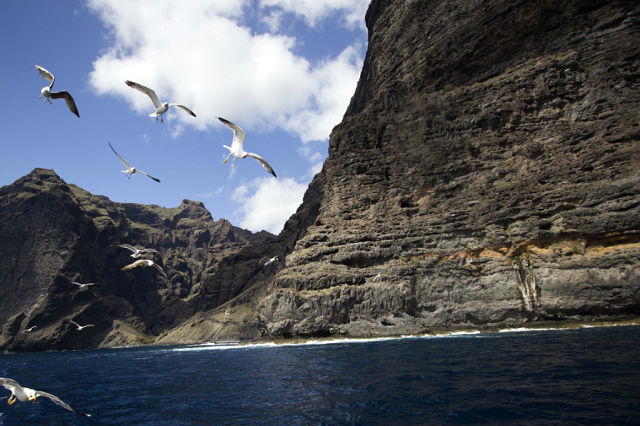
[1,325,639,425]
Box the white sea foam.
[165,322,639,353]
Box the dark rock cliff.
[3,0,640,350]
[0,169,269,351]
[244,0,640,338]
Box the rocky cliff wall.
[246,0,640,338]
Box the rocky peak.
[0,170,271,351]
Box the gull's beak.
[28,395,37,402]
[224,159,227,163]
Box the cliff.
[240,0,640,338]
[0,169,270,351]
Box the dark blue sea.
[1,325,639,425]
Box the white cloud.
[233,177,307,233]
[259,0,369,28]
[87,0,364,142]
[87,0,364,231]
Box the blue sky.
[0,0,368,233]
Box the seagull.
[108,142,160,183]
[0,377,91,417]
[69,320,94,331]
[125,80,196,122]
[21,326,37,333]
[372,273,382,282]
[71,281,97,289]
[121,259,167,278]
[262,256,279,266]
[217,116,277,178]
[34,65,79,118]
[118,243,159,258]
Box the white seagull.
[125,80,196,122]
[71,281,97,289]
[118,243,159,258]
[217,116,277,178]
[262,256,279,266]
[108,142,160,183]
[0,377,91,417]
[35,65,79,118]
[121,259,167,278]
[21,326,37,333]
[69,320,94,331]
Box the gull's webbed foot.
[7,394,16,405]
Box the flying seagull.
[69,320,94,331]
[108,142,160,183]
[262,256,279,266]
[125,80,196,122]
[217,116,277,178]
[71,281,97,289]
[121,259,167,278]
[0,377,91,417]
[118,243,159,258]
[34,65,79,118]
[21,326,37,333]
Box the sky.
[0,0,368,234]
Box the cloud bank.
[87,0,367,233]
[88,0,366,141]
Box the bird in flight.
[217,116,277,178]
[69,320,94,331]
[108,142,160,183]
[262,256,279,266]
[118,244,159,258]
[34,65,79,118]
[121,259,167,278]
[0,377,91,417]
[125,80,196,122]
[71,281,97,289]
[21,326,37,333]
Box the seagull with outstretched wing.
[69,320,94,331]
[0,377,91,417]
[35,65,79,117]
[217,116,277,178]
[71,281,97,289]
[121,259,167,278]
[125,80,196,122]
[118,243,159,258]
[108,142,160,183]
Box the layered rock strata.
[247,0,640,338]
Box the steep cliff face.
[248,0,640,337]
[0,169,269,351]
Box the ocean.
[1,325,639,425]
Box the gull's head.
[25,389,37,401]
[40,87,50,98]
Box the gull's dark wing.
[247,152,277,178]
[136,170,161,183]
[51,91,79,117]
[170,103,196,117]
[36,390,91,417]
